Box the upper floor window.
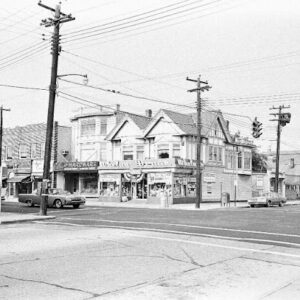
[172,143,180,158]
[81,118,95,137]
[136,145,144,160]
[123,145,133,160]
[238,151,243,169]
[31,143,38,158]
[209,146,223,163]
[19,144,27,159]
[100,118,107,135]
[6,146,12,160]
[244,152,251,170]
[157,144,169,159]
[41,142,45,159]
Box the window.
[100,118,107,135]
[81,118,95,136]
[148,138,155,158]
[225,150,234,169]
[244,152,251,170]
[19,144,27,158]
[172,143,180,158]
[238,151,243,169]
[6,146,12,159]
[100,143,107,161]
[31,143,38,158]
[136,145,144,160]
[209,146,222,163]
[157,144,169,159]
[123,145,133,160]
[40,142,45,159]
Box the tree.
[252,149,268,173]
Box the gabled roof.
[106,112,151,141]
[143,109,232,142]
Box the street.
[1,203,300,299]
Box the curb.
[1,215,56,225]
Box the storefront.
[6,159,32,199]
[55,161,99,196]
[98,158,196,204]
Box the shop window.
[100,182,119,197]
[100,117,107,135]
[6,146,12,160]
[238,151,243,169]
[136,145,144,160]
[81,118,95,136]
[19,144,27,158]
[31,143,38,158]
[123,145,133,160]
[208,146,213,161]
[244,151,251,170]
[81,175,98,194]
[172,143,181,158]
[158,144,169,159]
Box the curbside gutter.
[0,214,56,225]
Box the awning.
[7,175,31,183]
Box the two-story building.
[98,108,254,204]
[2,122,71,199]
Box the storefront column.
[78,175,82,194]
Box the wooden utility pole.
[269,105,291,193]
[38,1,74,215]
[0,106,10,213]
[187,75,211,208]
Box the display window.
[99,174,120,197]
[81,174,98,194]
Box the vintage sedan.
[248,192,286,208]
[18,188,86,209]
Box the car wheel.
[250,204,255,208]
[73,204,80,209]
[266,200,272,207]
[26,200,34,207]
[279,201,284,207]
[54,199,63,209]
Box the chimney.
[145,109,152,118]
[116,104,120,112]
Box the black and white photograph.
[0,0,300,299]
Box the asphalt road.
[3,202,300,249]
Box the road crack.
[0,274,100,297]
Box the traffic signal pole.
[269,105,291,193]
[186,75,211,209]
[38,2,74,215]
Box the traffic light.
[279,112,291,127]
[252,117,262,138]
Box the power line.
[0,83,47,91]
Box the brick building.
[2,122,71,199]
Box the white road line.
[34,220,300,259]
[60,217,300,238]
[35,221,300,248]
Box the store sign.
[99,158,196,170]
[99,174,120,184]
[32,159,44,175]
[56,161,99,171]
[148,172,172,184]
[203,172,216,183]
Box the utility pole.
[269,105,291,193]
[0,106,10,213]
[38,1,75,215]
[187,75,211,208]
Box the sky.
[0,0,299,152]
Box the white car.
[248,192,287,208]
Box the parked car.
[248,192,286,208]
[18,188,86,209]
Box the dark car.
[18,188,86,209]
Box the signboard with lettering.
[203,172,216,183]
[148,172,172,184]
[98,158,196,170]
[55,161,99,171]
